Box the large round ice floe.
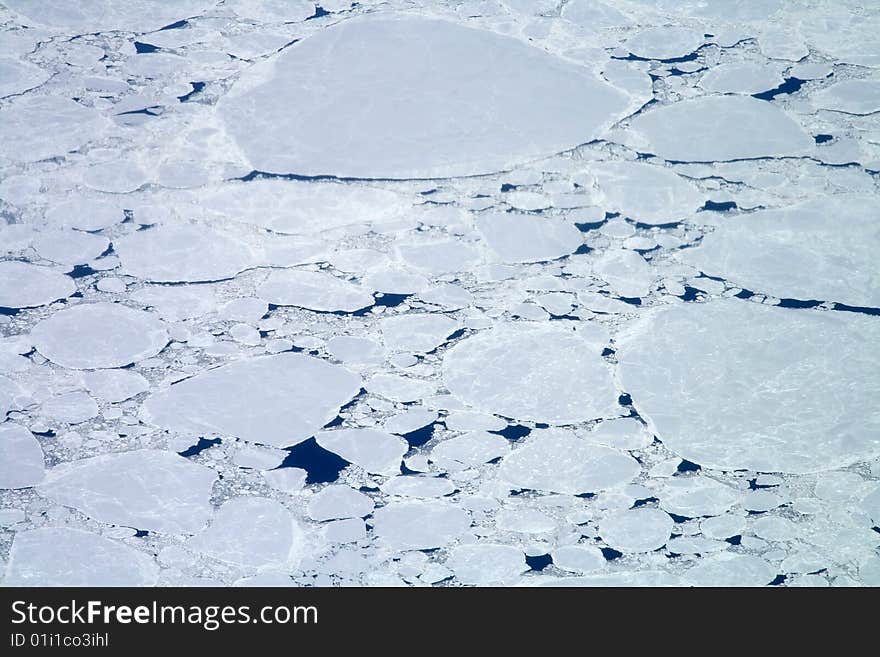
[38,450,216,533]
[257,269,374,313]
[497,429,640,494]
[582,161,704,224]
[0,261,75,309]
[31,302,168,369]
[217,14,631,179]
[629,95,812,162]
[5,527,159,586]
[680,195,880,308]
[616,299,880,474]
[114,223,260,283]
[475,212,583,263]
[142,353,362,448]
[0,423,45,489]
[442,323,616,424]
[187,497,303,569]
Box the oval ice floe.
[257,269,374,313]
[217,14,632,179]
[616,299,880,474]
[141,353,362,448]
[629,95,812,162]
[0,423,45,489]
[0,261,76,310]
[31,302,168,369]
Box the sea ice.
[497,429,640,495]
[315,428,409,476]
[38,450,216,533]
[616,299,880,473]
[31,302,169,369]
[629,96,812,161]
[811,79,880,116]
[447,544,527,585]
[371,500,471,551]
[4,527,158,586]
[0,261,75,309]
[188,497,302,568]
[258,270,374,313]
[680,195,880,307]
[142,353,361,448]
[475,212,583,263]
[443,323,617,424]
[598,508,673,553]
[307,485,375,521]
[380,313,459,354]
[217,14,631,178]
[0,423,45,489]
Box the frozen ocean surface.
[0,0,879,588]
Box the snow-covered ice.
[1,0,878,589]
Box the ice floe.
[38,449,216,533]
[616,299,880,473]
[142,353,361,447]
[31,302,169,369]
[0,423,45,489]
[0,261,75,309]
[218,14,631,178]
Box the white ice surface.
[616,299,880,473]
[0,424,45,489]
[218,14,631,178]
[31,302,169,369]
[0,261,75,309]
[443,323,617,424]
[38,450,216,533]
[142,353,362,447]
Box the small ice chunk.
[476,212,583,263]
[5,527,158,586]
[629,96,812,162]
[258,269,374,313]
[307,485,374,521]
[38,449,216,533]
[142,353,361,448]
[447,544,527,585]
[316,427,408,475]
[372,500,471,551]
[0,262,75,309]
[498,429,640,495]
[0,423,45,489]
[598,508,673,553]
[188,497,302,568]
[381,313,458,353]
[31,302,168,369]
[443,323,616,424]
